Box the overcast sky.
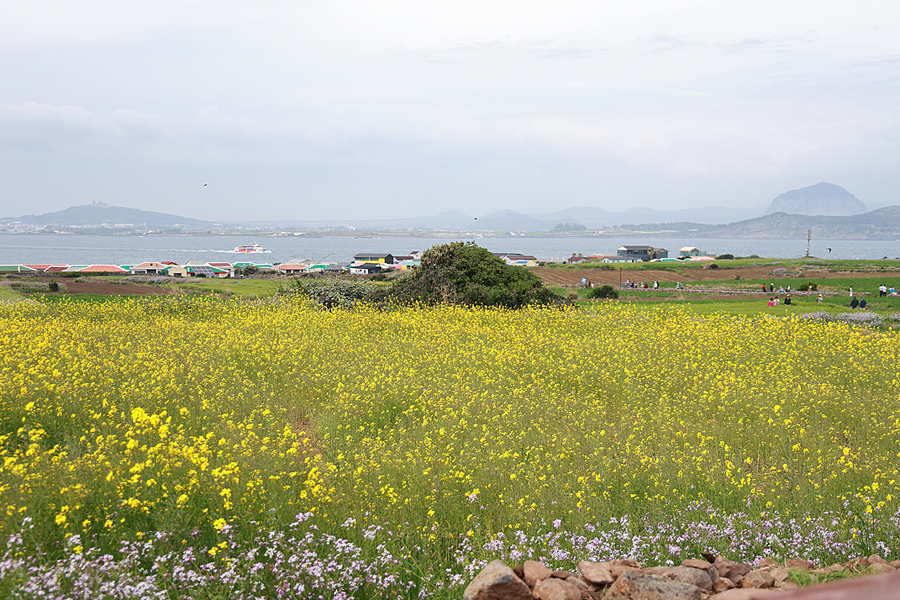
[2,0,898,221]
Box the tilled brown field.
[531,266,894,287]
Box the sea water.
[0,234,898,265]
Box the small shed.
[161,265,187,278]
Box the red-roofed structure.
[43,266,69,273]
[78,265,127,273]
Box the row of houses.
[2,261,243,277]
[4,246,699,277]
[2,252,421,278]
[566,246,714,264]
[347,251,540,274]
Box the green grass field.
[0,285,24,302]
[166,277,285,297]
[84,275,287,297]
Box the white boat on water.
[232,243,270,254]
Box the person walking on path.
[850,296,859,309]
[860,297,867,309]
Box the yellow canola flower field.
[0,295,898,557]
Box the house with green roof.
[0,265,37,273]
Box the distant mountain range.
[5,183,898,239]
[620,206,900,239]
[247,205,768,231]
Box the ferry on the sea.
[232,243,270,254]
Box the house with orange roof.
[130,262,168,275]
[275,263,309,274]
[77,265,128,274]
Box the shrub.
[799,281,819,291]
[386,242,560,308]
[708,263,718,269]
[587,285,619,299]
[717,254,734,260]
[289,276,379,308]
[48,281,59,293]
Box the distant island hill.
[3,182,899,240]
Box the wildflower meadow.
[0,296,898,598]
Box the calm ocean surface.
[0,234,898,265]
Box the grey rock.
[604,570,701,600]
[463,560,534,600]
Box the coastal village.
[0,244,715,276]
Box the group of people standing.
[850,296,868,309]
[622,280,663,289]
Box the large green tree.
[387,242,561,308]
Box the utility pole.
[619,267,622,288]
[805,229,811,258]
